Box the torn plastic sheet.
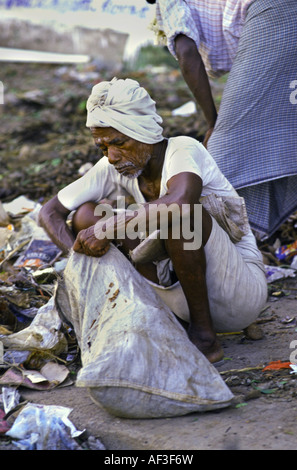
[172,100,196,116]
[264,265,296,283]
[3,196,40,216]
[0,296,67,354]
[6,403,84,450]
[1,386,21,414]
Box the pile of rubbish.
[0,195,107,450]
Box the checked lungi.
[208,0,297,240]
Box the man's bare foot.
[188,327,224,363]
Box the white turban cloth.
[86,77,164,144]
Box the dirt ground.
[2,289,297,451]
[1,61,297,451]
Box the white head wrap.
[86,77,163,144]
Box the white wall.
[0,0,156,59]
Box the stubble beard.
[115,151,152,179]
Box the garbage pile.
[258,212,297,289]
[0,196,107,449]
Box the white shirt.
[58,136,260,259]
[58,136,236,210]
[155,0,253,77]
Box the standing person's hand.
[203,127,214,148]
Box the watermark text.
[93,197,203,250]
[289,80,297,104]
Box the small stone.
[244,322,263,340]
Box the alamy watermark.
[93,196,203,250]
[0,81,3,105]
[290,340,297,365]
[289,80,297,104]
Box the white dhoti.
[144,216,267,333]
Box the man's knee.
[72,201,98,234]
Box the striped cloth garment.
[155,0,253,78]
[155,0,297,239]
[207,0,297,239]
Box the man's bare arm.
[73,172,207,257]
[38,195,75,253]
[175,34,217,146]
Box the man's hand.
[203,127,214,148]
[73,225,110,257]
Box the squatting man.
[39,77,267,364]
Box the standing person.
[147,0,297,239]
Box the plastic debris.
[264,264,296,283]
[262,360,292,371]
[2,350,31,367]
[0,297,67,354]
[172,100,197,117]
[290,255,297,270]
[289,364,297,374]
[1,386,21,414]
[3,196,40,217]
[275,240,297,261]
[0,409,10,435]
[0,201,10,226]
[6,403,84,450]
[14,239,61,269]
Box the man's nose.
[108,148,121,165]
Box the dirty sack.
[55,245,233,419]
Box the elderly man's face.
[91,127,153,179]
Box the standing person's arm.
[174,34,217,147]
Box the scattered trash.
[0,409,10,435]
[3,196,40,217]
[1,387,21,415]
[275,240,297,262]
[290,255,297,270]
[0,202,10,227]
[0,297,67,354]
[262,361,292,371]
[6,403,85,450]
[289,364,297,374]
[280,316,295,325]
[14,239,62,269]
[172,100,197,117]
[264,265,296,283]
